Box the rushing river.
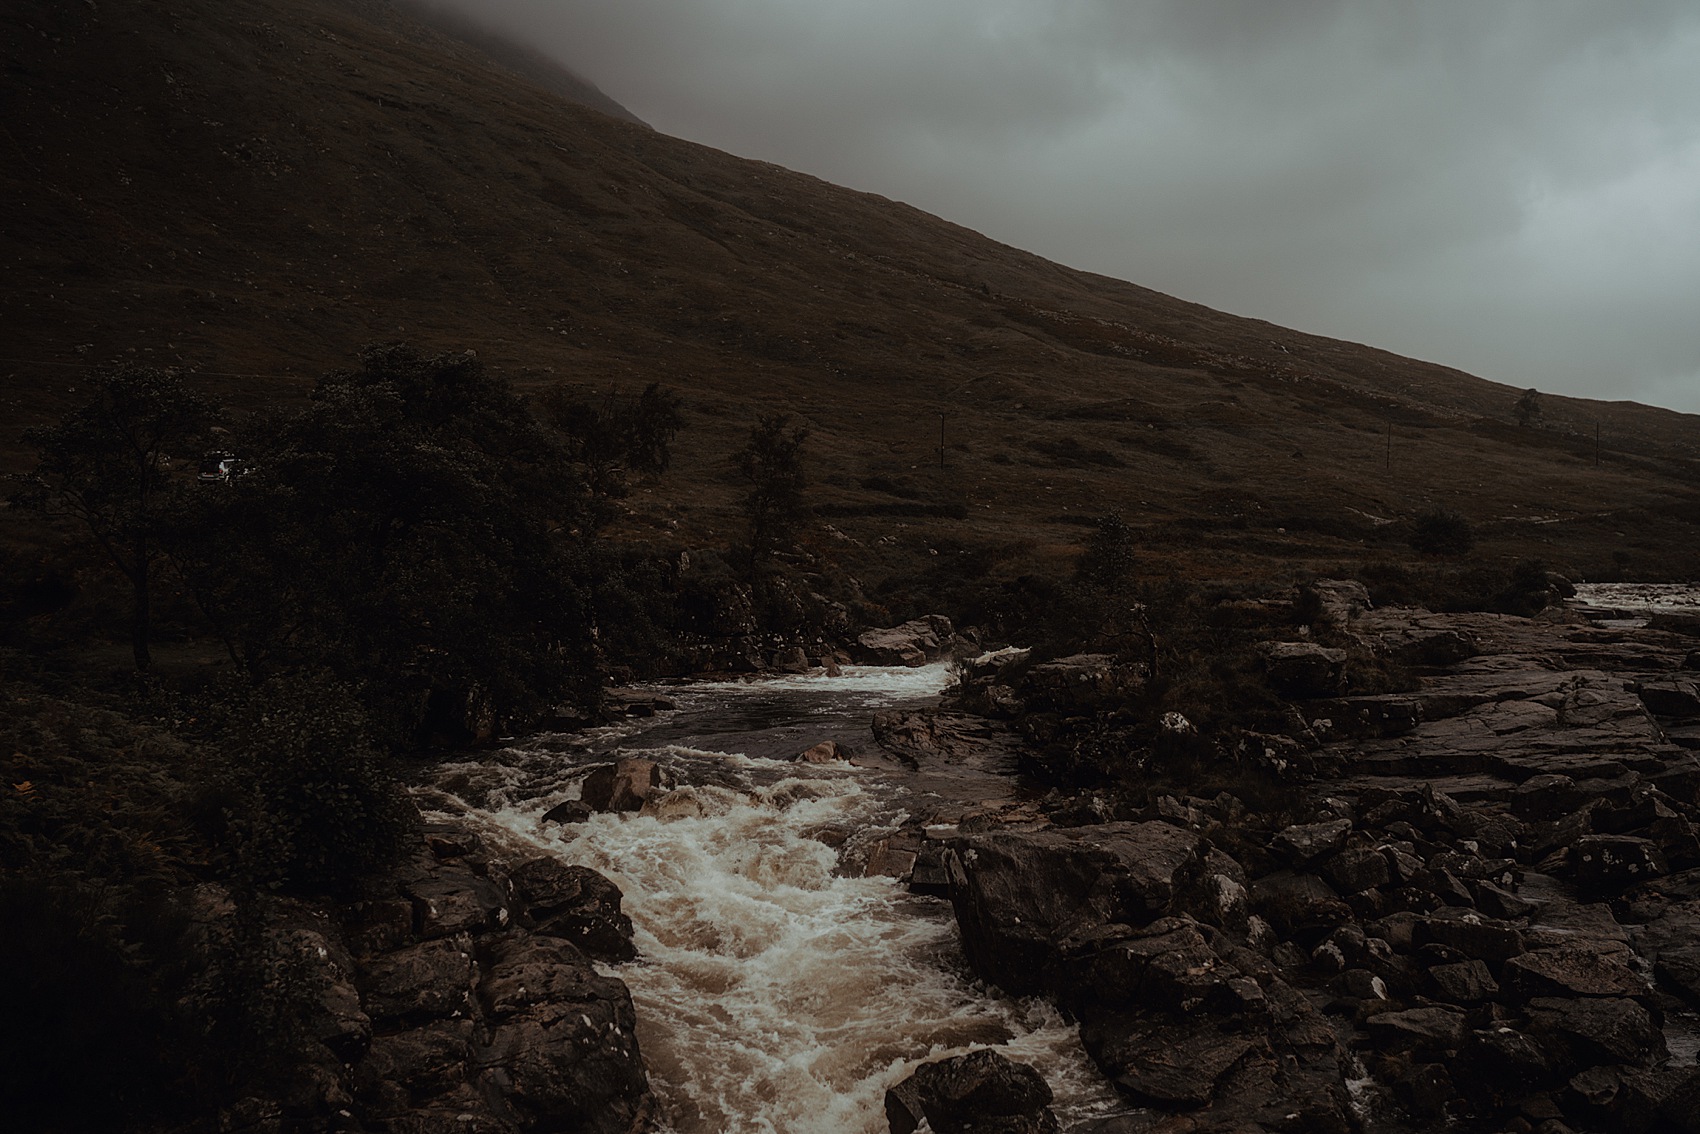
[416,664,1131,1134]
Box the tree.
[1515,387,1543,427]
[732,413,809,578]
[535,381,684,518]
[177,344,599,742]
[13,365,217,669]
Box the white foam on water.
[665,662,956,705]
[1573,582,1700,613]
[426,749,1129,1134]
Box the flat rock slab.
[1080,1014,1260,1109]
[945,822,1204,995]
[1503,944,1650,1001]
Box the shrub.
[1408,509,1475,556]
[193,673,416,896]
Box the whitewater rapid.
[416,664,1131,1133]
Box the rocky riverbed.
[202,584,1700,1133]
[902,583,1700,1133]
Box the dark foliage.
[536,380,684,517]
[1407,508,1476,556]
[176,344,601,742]
[12,365,217,669]
[188,672,416,896]
[732,413,810,578]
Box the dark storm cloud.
[427,0,1700,413]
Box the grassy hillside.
[5,0,1699,587]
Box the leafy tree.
[535,381,684,518]
[1077,511,1137,593]
[732,413,809,579]
[1515,387,1543,427]
[177,344,599,743]
[13,365,217,669]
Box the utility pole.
[1385,422,1392,471]
[1595,422,1601,468]
[939,412,946,469]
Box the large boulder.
[478,935,652,1134]
[1078,1014,1259,1109]
[853,615,954,667]
[508,858,637,963]
[579,757,664,813]
[885,1049,1059,1134]
[1298,579,1372,631]
[942,822,1205,995]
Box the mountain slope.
[4,0,1698,580]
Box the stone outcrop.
[886,1049,1060,1134]
[853,614,956,667]
[921,591,1700,1134]
[184,828,653,1133]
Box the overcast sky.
[429,0,1700,415]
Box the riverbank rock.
[942,822,1205,995]
[854,614,955,667]
[886,1049,1060,1134]
[580,756,665,812]
[944,596,1700,1132]
[178,834,653,1132]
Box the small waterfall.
[418,666,1131,1133]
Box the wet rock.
[481,990,650,1134]
[794,739,848,763]
[540,799,593,825]
[1078,1014,1259,1109]
[1473,878,1539,920]
[1270,818,1353,865]
[1503,943,1650,1002]
[404,867,510,940]
[1516,775,1591,819]
[1259,641,1348,698]
[1632,673,1700,717]
[480,935,609,1019]
[1653,944,1700,1006]
[1573,834,1668,894]
[944,822,1204,995]
[1427,958,1499,1004]
[1362,1006,1468,1055]
[508,858,636,963]
[1379,624,1479,667]
[1320,846,1392,893]
[854,615,953,667]
[580,756,663,813]
[358,936,477,1025]
[1249,871,1351,939]
[1457,1026,1557,1102]
[1057,917,1227,1016]
[885,1049,1059,1134]
[1413,908,1525,963]
[353,1020,473,1106]
[772,645,811,673]
[1527,995,1665,1069]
